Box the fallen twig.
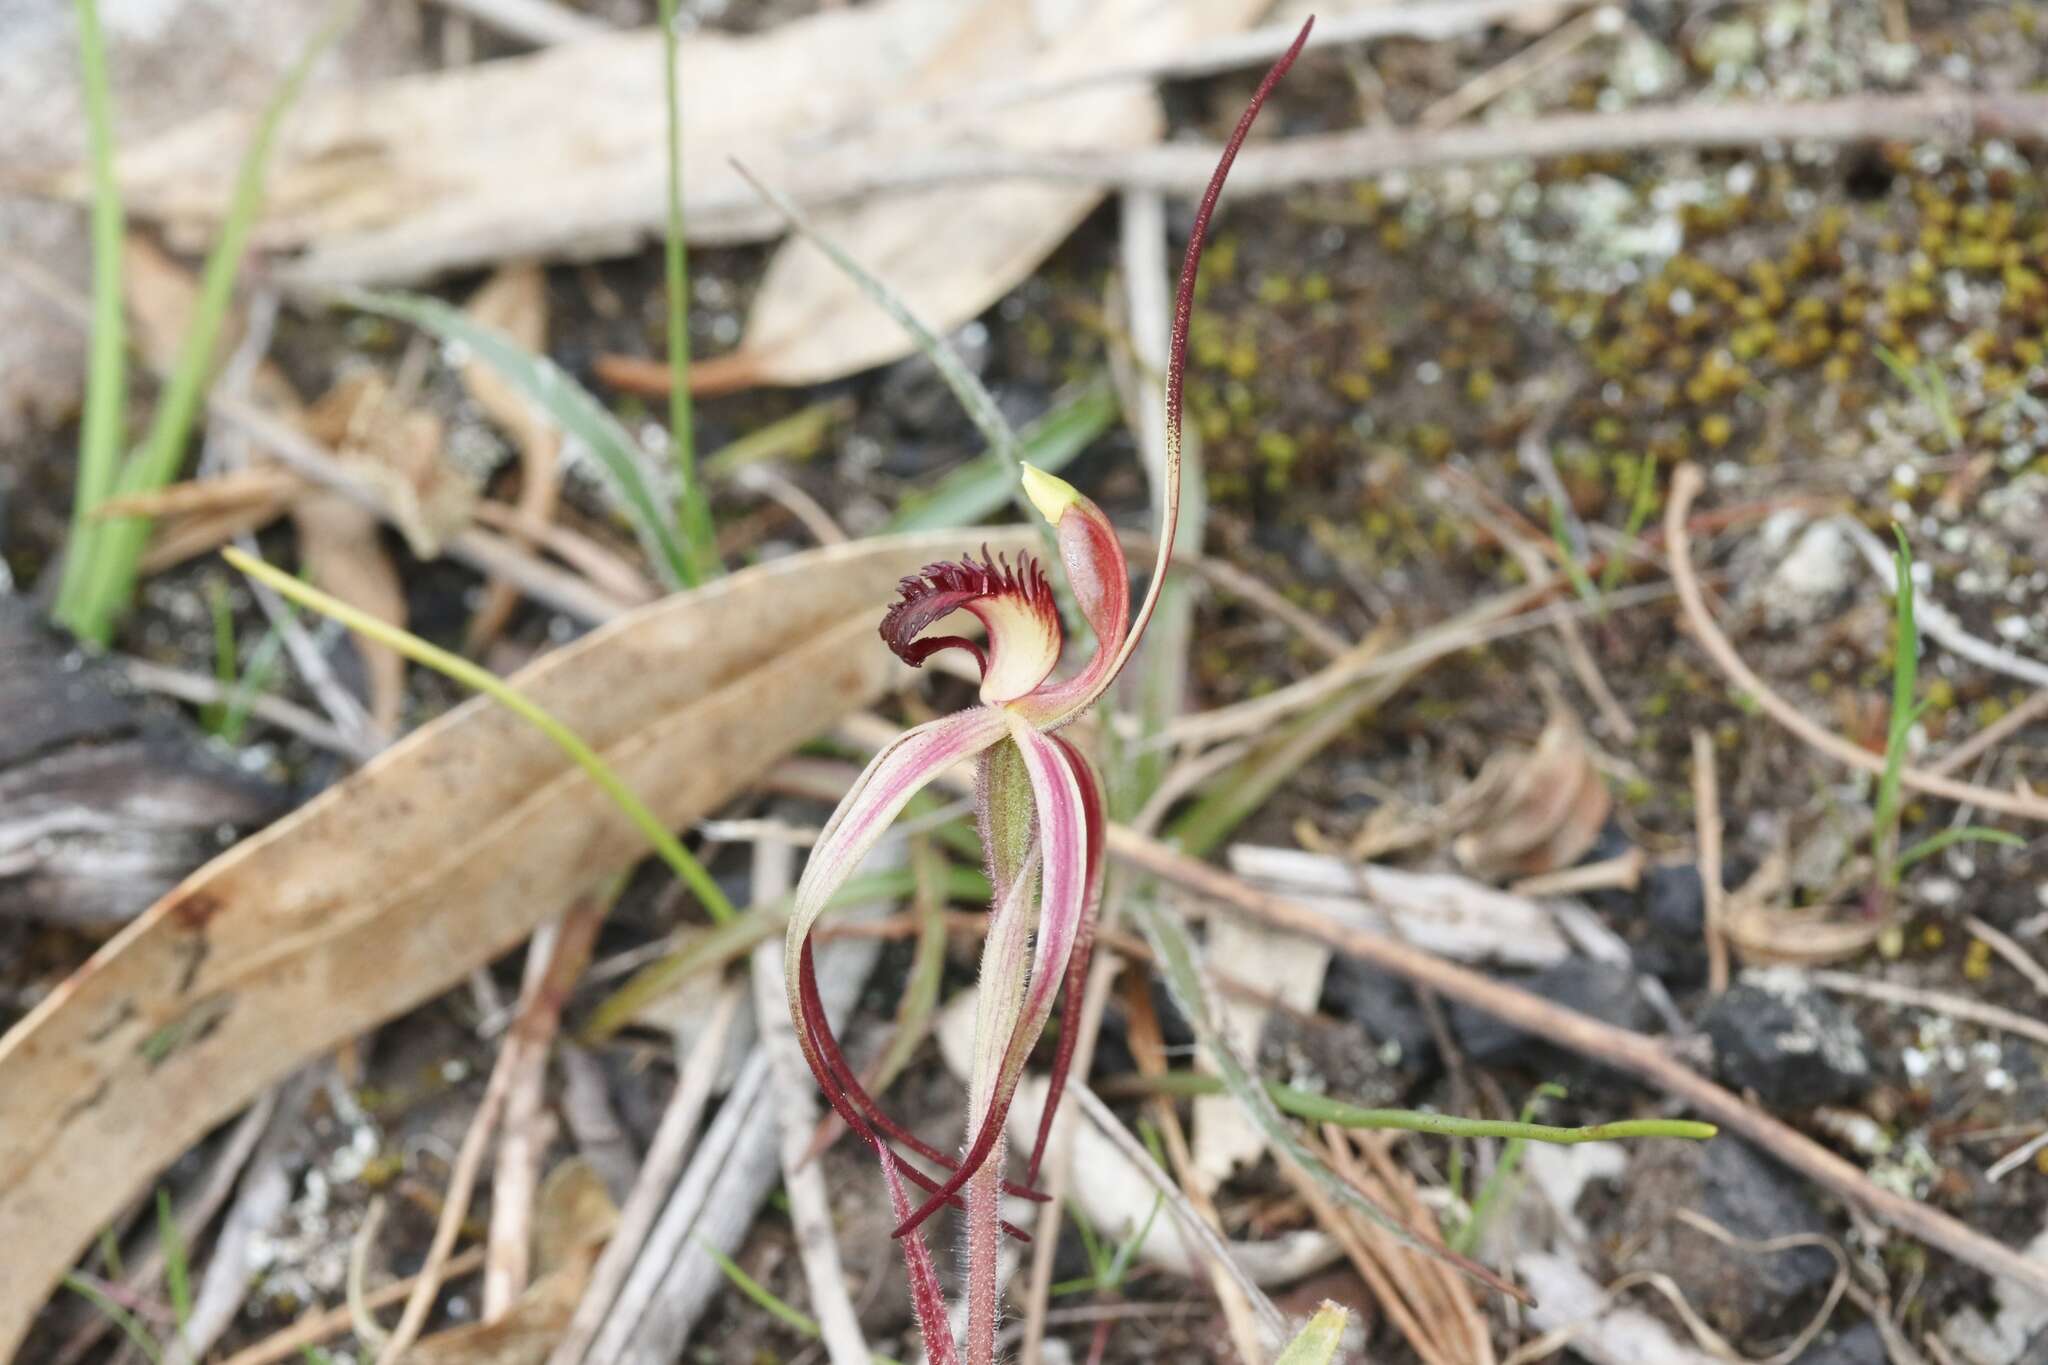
[1104,822,2048,1299]
[1071,1085,1288,1344]
[1807,969,2048,1050]
[747,837,871,1365]
[1963,916,2048,998]
[545,986,742,1365]
[1691,729,1730,996]
[428,0,611,47]
[1928,689,2048,779]
[1665,464,2048,823]
[161,1074,319,1365]
[214,1247,487,1365]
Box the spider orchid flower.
[782,21,1309,1362]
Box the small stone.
[1321,959,1438,1076]
[1449,960,1657,1068]
[1616,1137,1836,1341]
[1793,1318,1886,1365]
[1702,969,1873,1108]
[1757,519,1858,629]
[1646,862,1706,937]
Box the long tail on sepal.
[1106,15,1315,690]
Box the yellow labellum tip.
[1019,463,1080,525]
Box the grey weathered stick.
[428,0,610,46]
[547,986,742,1365]
[1072,1085,1288,1343]
[162,1072,319,1365]
[577,866,894,1364]
[748,837,871,1365]
[1105,823,2048,1301]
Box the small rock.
[1450,959,1657,1068]
[1754,518,1857,630]
[1637,861,1709,985]
[1616,1137,1836,1341]
[1793,1319,1886,1365]
[1321,959,1438,1076]
[1703,969,1873,1108]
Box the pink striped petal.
[895,716,1089,1238]
[785,706,1007,1115]
[1025,734,1104,1184]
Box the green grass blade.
[1875,527,1918,887]
[701,397,851,480]
[699,1237,903,1365]
[729,162,1047,541]
[222,546,735,922]
[655,0,717,582]
[1549,501,1599,609]
[340,288,697,589]
[885,381,1117,533]
[1896,826,2024,872]
[1597,452,1660,602]
[220,619,286,745]
[1454,1083,1563,1255]
[1121,1071,1714,1144]
[1133,895,1489,1275]
[66,8,352,645]
[62,1275,164,1365]
[1274,1302,1349,1365]
[53,0,128,631]
[155,1189,191,1331]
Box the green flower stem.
[54,0,127,631]
[656,0,718,583]
[1116,1071,1716,1144]
[222,546,736,924]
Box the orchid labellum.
[784,22,1310,1363]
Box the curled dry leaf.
[460,264,563,653]
[408,1159,618,1365]
[0,527,1037,1359]
[1720,848,1884,966]
[1451,704,1612,881]
[67,1,969,283]
[300,370,477,560]
[694,0,1266,392]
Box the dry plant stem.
[1421,2,1614,128]
[428,0,611,46]
[1928,688,2048,778]
[0,252,632,628]
[1121,975,1267,1365]
[1838,517,2048,692]
[484,892,610,1318]
[810,91,2048,201]
[1070,1086,1289,1343]
[162,1075,318,1365]
[748,838,871,1365]
[1987,1129,2048,1183]
[1280,1147,1449,1365]
[1807,970,2048,1049]
[116,657,365,757]
[1690,729,1730,995]
[471,501,656,606]
[1014,946,1124,1365]
[233,529,384,753]
[1103,824,2048,1300]
[376,886,606,1362]
[52,1090,281,1365]
[1345,1133,1491,1363]
[545,986,742,1365]
[373,1028,516,1360]
[1964,916,2048,997]
[215,1247,487,1365]
[212,396,638,626]
[1665,464,2048,823]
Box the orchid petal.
[1024,734,1104,1184]
[874,1139,960,1365]
[895,716,1089,1238]
[1005,481,1130,729]
[880,549,1063,704]
[785,707,1006,1136]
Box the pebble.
[1757,518,1859,629]
[1702,969,1873,1108]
